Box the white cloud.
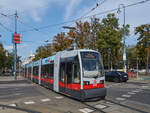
[0,0,52,22]
[64,0,83,20]
[4,44,28,51]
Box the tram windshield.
[81,51,104,78]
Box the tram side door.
[60,62,72,95]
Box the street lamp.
[117,4,126,72]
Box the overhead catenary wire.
[0,22,13,33]
[19,0,150,33]
[65,0,107,27]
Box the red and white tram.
[23,49,106,101]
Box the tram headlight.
[100,80,104,84]
[83,81,90,85]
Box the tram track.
[80,98,149,113]
[81,102,106,113]
[25,79,149,113]
[105,99,148,113]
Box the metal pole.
[14,11,18,80]
[123,5,126,73]
[137,57,139,79]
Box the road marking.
[79,108,94,113]
[128,92,136,95]
[132,90,140,93]
[41,98,51,102]
[55,96,64,99]
[122,95,131,98]
[105,86,109,88]
[136,89,143,92]
[95,104,107,109]
[105,101,114,105]
[116,97,126,101]
[9,104,17,107]
[142,86,148,88]
[24,101,35,104]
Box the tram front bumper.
[81,87,107,101]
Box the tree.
[68,21,90,49]
[96,13,130,70]
[53,32,73,52]
[0,43,7,72]
[33,43,53,61]
[135,24,150,74]
[126,46,137,69]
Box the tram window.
[28,67,31,74]
[41,65,46,78]
[25,68,27,75]
[72,62,80,83]
[72,56,80,84]
[49,64,54,79]
[33,66,39,76]
[66,62,72,84]
[60,63,65,83]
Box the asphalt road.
[0,76,150,113]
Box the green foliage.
[68,21,90,49]
[33,43,53,61]
[135,24,150,60]
[53,32,73,52]
[33,13,131,70]
[126,46,137,69]
[0,43,7,70]
[135,24,150,72]
[96,13,130,69]
[0,43,17,73]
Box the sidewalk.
[128,74,150,83]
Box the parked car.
[105,71,128,82]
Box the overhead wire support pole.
[118,4,126,73]
[14,10,18,80]
[123,5,127,73]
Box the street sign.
[12,33,21,44]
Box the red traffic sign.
[14,33,21,44]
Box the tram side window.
[66,62,72,84]
[25,68,27,76]
[60,63,65,83]
[41,65,46,78]
[49,64,54,79]
[72,57,80,84]
[28,67,31,75]
[41,64,54,79]
[33,66,39,76]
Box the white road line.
[41,98,51,102]
[136,89,143,92]
[79,108,94,113]
[9,104,17,107]
[105,86,109,88]
[116,97,126,101]
[122,95,131,98]
[142,86,148,88]
[128,92,136,95]
[55,96,64,99]
[95,104,106,109]
[132,90,140,93]
[105,101,114,105]
[24,101,35,105]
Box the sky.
[0,0,150,60]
